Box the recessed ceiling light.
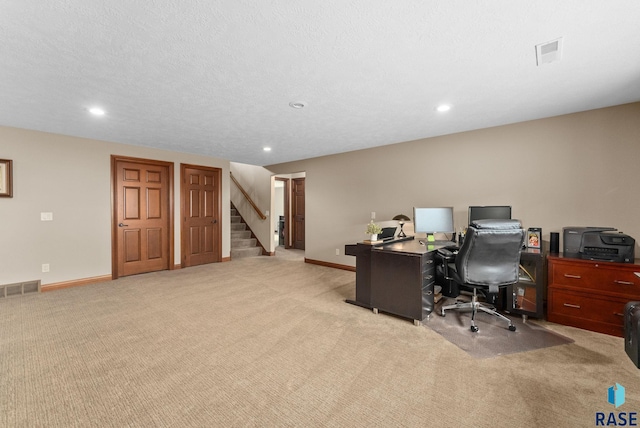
[436,104,451,112]
[263,147,272,152]
[289,101,306,109]
[88,107,106,116]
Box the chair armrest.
[436,248,455,260]
[436,249,457,282]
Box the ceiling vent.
[535,37,563,66]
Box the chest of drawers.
[547,255,640,336]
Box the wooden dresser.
[547,255,640,337]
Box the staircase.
[230,207,263,259]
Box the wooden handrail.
[230,172,267,220]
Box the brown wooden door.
[276,177,290,248]
[292,177,305,250]
[112,157,173,278]
[181,164,221,267]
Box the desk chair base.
[440,289,516,333]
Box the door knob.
[212,219,217,224]
[118,223,129,227]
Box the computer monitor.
[413,207,455,242]
[468,205,512,224]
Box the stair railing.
[230,172,267,220]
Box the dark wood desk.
[345,237,453,325]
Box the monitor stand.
[418,233,437,249]
[419,233,455,248]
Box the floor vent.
[1,280,41,298]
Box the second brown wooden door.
[181,164,222,267]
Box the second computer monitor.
[468,205,512,224]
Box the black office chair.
[437,219,525,332]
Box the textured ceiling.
[1,1,639,166]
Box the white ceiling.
[2,1,639,166]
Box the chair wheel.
[470,325,479,332]
[508,325,516,331]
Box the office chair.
[437,219,525,333]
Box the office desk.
[345,238,454,325]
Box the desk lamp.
[392,214,411,238]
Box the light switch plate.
[40,212,53,221]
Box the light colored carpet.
[1,248,639,427]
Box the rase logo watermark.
[610,384,626,408]
[596,383,637,426]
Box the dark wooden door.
[276,177,290,248]
[292,177,305,250]
[112,157,173,278]
[181,164,221,267]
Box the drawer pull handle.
[614,280,635,286]
[564,274,581,279]
[614,312,624,317]
[563,303,581,309]
[424,275,433,280]
[426,260,434,264]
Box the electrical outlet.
[371,211,376,220]
[335,248,340,255]
[42,263,50,273]
[40,212,53,221]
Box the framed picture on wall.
[527,227,541,249]
[0,159,12,198]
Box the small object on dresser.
[550,232,560,253]
[527,227,541,249]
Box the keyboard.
[431,241,458,247]
[418,240,458,248]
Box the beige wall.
[267,103,640,267]
[0,126,231,285]
[1,103,638,285]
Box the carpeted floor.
[1,248,639,427]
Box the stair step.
[231,238,257,248]
[230,247,263,259]
[231,230,251,240]
[231,223,246,232]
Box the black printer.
[580,232,635,263]
[563,226,635,263]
